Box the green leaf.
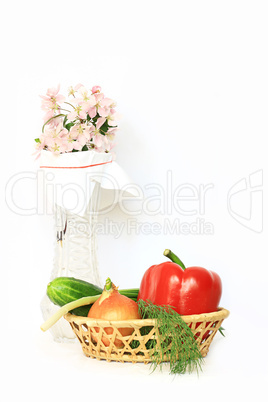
[35,138,41,143]
[219,326,225,337]
[92,113,100,124]
[81,145,88,151]
[65,122,75,131]
[99,119,109,135]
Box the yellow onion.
[88,278,141,347]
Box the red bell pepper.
[137,249,222,315]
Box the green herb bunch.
[134,300,204,375]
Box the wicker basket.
[64,307,229,363]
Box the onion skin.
[88,280,141,347]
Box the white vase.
[40,181,104,342]
[39,151,112,342]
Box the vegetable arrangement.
[41,249,227,374]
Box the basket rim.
[64,307,230,327]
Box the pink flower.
[42,122,68,147]
[106,109,120,126]
[46,85,65,101]
[92,96,117,119]
[91,125,105,149]
[104,138,116,159]
[68,83,83,97]
[77,86,92,102]
[101,97,115,108]
[33,136,47,159]
[67,102,88,121]
[72,140,84,151]
[94,135,104,148]
[85,93,105,118]
[98,105,109,118]
[91,85,101,94]
[68,123,94,151]
[48,137,68,154]
[69,123,93,142]
[64,134,76,152]
[106,127,117,141]
[40,85,65,121]
[38,128,70,154]
[64,124,92,152]
[96,117,106,130]
[44,114,63,128]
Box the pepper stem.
[163,249,186,270]
[105,277,112,291]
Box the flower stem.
[42,113,66,132]
[59,108,71,113]
[64,101,75,109]
[163,249,186,270]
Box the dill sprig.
[137,300,204,375]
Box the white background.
[2,1,267,400]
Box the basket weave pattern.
[64,308,229,363]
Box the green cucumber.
[47,277,103,316]
[47,277,139,317]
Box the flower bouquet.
[37,84,122,342]
[35,84,119,157]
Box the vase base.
[53,336,77,344]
